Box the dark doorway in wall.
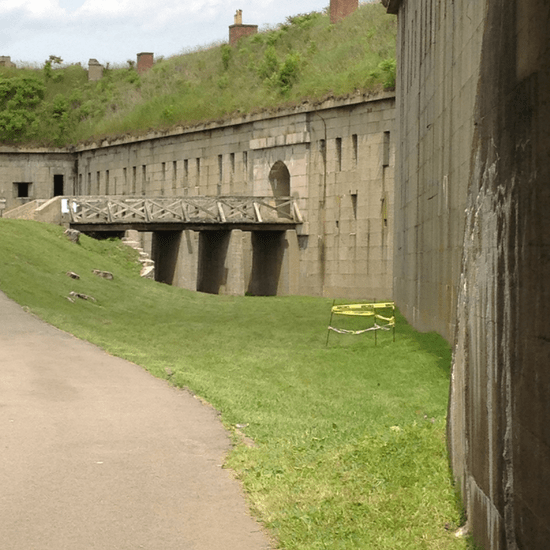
[197,231,231,294]
[247,231,285,296]
[53,174,64,196]
[268,161,291,217]
[14,182,31,198]
[152,231,182,285]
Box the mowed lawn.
[0,219,473,549]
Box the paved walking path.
[0,291,272,550]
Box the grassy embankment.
[0,3,396,147]
[0,219,475,549]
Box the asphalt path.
[0,291,272,550]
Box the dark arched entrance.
[268,161,290,217]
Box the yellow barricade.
[327,301,395,344]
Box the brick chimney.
[229,10,258,46]
[0,56,16,68]
[330,0,358,24]
[137,52,154,74]
[88,59,104,81]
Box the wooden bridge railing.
[68,196,303,226]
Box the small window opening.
[230,152,235,173]
[195,158,201,193]
[14,182,31,198]
[336,137,342,172]
[319,139,326,162]
[142,165,147,195]
[161,162,166,195]
[218,155,223,182]
[53,174,64,196]
[383,131,391,167]
[351,193,358,219]
[352,134,358,166]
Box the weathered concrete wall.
[388,0,485,340]
[0,150,76,212]
[72,94,395,299]
[88,59,104,81]
[451,1,550,548]
[386,0,550,548]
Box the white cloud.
[76,0,223,20]
[0,0,64,18]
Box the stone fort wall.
[0,94,395,300]
[384,0,550,548]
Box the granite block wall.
[71,94,395,299]
[1,94,395,301]
[385,0,550,547]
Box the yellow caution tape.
[328,302,395,337]
[331,302,395,316]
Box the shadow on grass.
[394,308,452,376]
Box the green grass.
[1,2,396,147]
[0,219,473,549]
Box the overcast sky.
[1,0,334,67]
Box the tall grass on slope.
[0,219,475,549]
[90,3,396,140]
[0,3,395,146]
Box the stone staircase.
[121,231,155,279]
[2,199,48,220]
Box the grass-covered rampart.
[0,3,395,147]
[0,218,475,549]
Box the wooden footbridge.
[67,196,303,232]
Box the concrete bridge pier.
[148,228,299,297]
[151,231,182,285]
[134,226,300,297]
[197,230,248,296]
[176,230,200,290]
[150,230,199,289]
[247,230,299,296]
[282,229,300,295]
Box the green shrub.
[220,44,232,71]
[0,75,45,142]
[377,58,396,90]
[277,52,301,95]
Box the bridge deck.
[68,196,302,232]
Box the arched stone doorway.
[268,160,290,197]
[268,161,290,217]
